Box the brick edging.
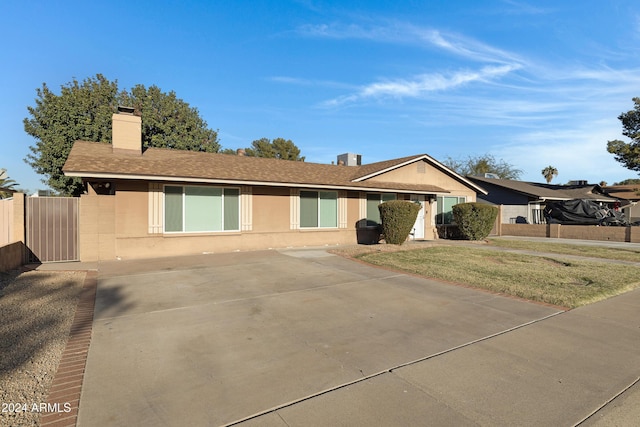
[40,271,97,427]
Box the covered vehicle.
[543,199,628,226]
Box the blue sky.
[2,0,640,192]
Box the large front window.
[436,196,466,225]
[366,193,396,225]
[164,185,239,232]
[300,191,337,228]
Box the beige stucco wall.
[115,181,149,237]
[78,165,479,261]
[81,181,364,261]
[346,191,361,228]
[79,191,116,262]
[368,160,477,199]
[252,187,290,232]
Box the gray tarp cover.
[544,199,626,225]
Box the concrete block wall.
[500,224,547,238]
[499,223,640,243]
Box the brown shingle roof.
[604,185,640,201]
[468,175,616,202]
[63,141,453,193]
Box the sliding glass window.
[436,196,466,225]
[300,191,338,228]
[366,193,396,225]
[164,186,240,232]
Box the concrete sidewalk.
[235,285,640,426]
[488,235,640,250]
[75,247,639,426]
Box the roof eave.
[64,171,450,195]
[353,154,488,195]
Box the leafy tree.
[220,148,239,155]
[607,97,640,174]
[443,154,522,179]
[0,169,19,198]
[614,178,640,185]
[24,74,220,196]
[541,166,558,183]
[128,84,219,152]
[245,137,305,161]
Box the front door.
[410,195,425,239]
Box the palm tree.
[541,166,558,184]
[0,169,18,198]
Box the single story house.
[62,109,486,261]
[467,175,617,224]
[603,185,640,223]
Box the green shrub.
[378,200,421,245]
[452,202,498,240]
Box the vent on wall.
[417,162,426,173]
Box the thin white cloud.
[296,22,401,41]
[298,21,525,65]
[268,76,355,90]
[414,29,525,65]
[321,64,520,107]
[500,0,550,15]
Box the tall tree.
[614,178,640,185]
[607,97,640,174]
[245,137,305,161]
[24,74,220,196]
[0,169,18,198]
[541,166,558,183]
[24,75,120,196]
[443,154,522,179]
[128,84,219,152]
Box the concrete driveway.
[77,248,640,426]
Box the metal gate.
[26,197,79,263]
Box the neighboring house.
[603,185,640,223]
[62,109,485,261]
[467,175,617,224]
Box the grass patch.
[357,246,640,309]
[487,238,640,262]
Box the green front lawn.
[357,246,640,309]
[487,238,640,262]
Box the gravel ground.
[0,269,85,427]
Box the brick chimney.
[112,106,141,154]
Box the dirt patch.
[329,241,442,258]
[0,269,85,427]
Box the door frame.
[410,194,425,240]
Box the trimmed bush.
[452,202,498,240]
[378,200,421,245]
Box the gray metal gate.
[26,197,79,263]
